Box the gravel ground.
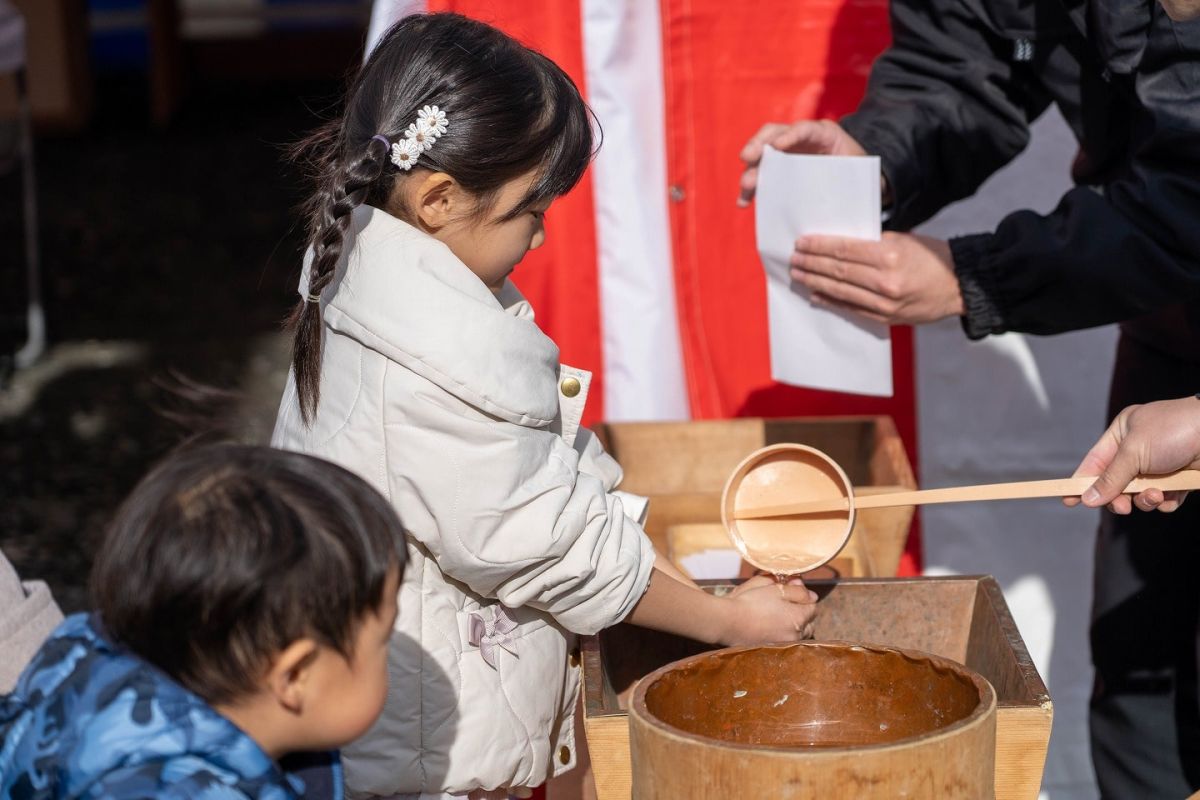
[1,74,338,611]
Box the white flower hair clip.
[387,105,450,172]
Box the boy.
[0,444,406,799]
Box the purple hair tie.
[371,134,390,148]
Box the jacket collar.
[1,614,306,798]
[317,206,561,428]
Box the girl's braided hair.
[289,13,596,424]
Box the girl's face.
[436,173,550,293]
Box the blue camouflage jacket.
[0,614,340,799]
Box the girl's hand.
[627,570,816,646]
[727,573,806,597]
[721,576,819,645]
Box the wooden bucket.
[628,641,997,799]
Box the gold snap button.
[559,745,571,765]
[560,377,581,398]
[569,647,580,667]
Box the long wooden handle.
[732,469,1200,520]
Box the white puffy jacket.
[271,206,655,797]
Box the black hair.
[91,443,407,705]
[289,12,597,423]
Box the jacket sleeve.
[572,427,623,491]
[842,4,1200,338]
[384,397,656,636]
[840,0,1051,230]
[946,16,1200,338]
[949,173,1200,339]
[572,428,650,524]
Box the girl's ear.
[267,638,320,714]
[413,172,466,231]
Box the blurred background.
[0,0,373,610]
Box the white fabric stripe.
[366,0,426,59]
[580,0,690,421]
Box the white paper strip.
[581,0,690,421]
[678,548,743,581]
[755,148,892,397]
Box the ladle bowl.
[721,443,855,575]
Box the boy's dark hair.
[289,12,597,423]
[91,444,406,705]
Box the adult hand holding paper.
[754,146,893,397]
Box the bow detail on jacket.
[468,605,519,669]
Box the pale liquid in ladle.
[745,551,825,576]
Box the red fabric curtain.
[429,0,607,424]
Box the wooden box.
[582,576,1052,800]
[593,416,916,577]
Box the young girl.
[0,444,406,799]
[272,13,818,799]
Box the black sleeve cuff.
[950,233,1007,340]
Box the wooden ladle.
[734,471,1200,520]
[722,444,857,576]
[722,443,1200,577]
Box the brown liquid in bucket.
[630,642,998,798]
[641,643,985,748]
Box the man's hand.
[1065,396,1200,514]
[738,120,883,206]
[789,232,964,325]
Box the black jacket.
[840,0,1200,358]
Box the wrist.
[949,234,1005,340]
[947,284,966,317]
[702,593,736,646]
[930,237,965,318]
